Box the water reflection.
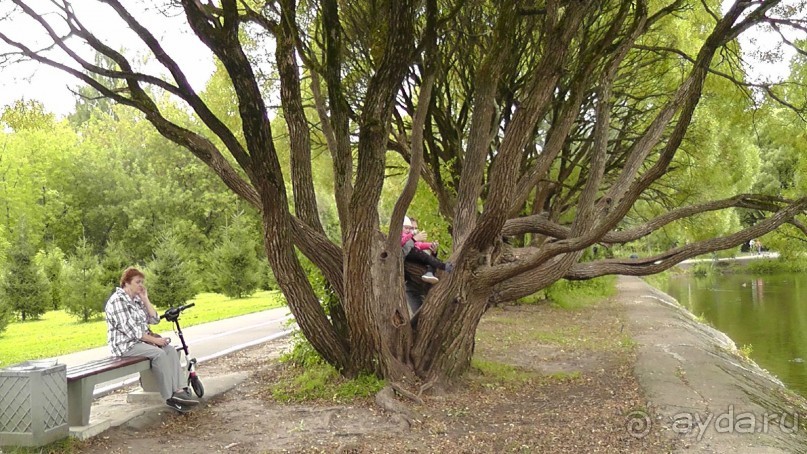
[664,273,807,397]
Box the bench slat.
[66,356,149,382]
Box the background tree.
[62,239,107,322]
[207,214,264,298]
[0,296,10,336]
[35,246,65,311]
[1,0,806,388]
[146,232,197,309]
[100,240,132,290]
[1,223,49,321]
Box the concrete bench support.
[66,357,150,426]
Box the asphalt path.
[47,306,294,397]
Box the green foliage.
[146,233,197,309]
[0,99,55,132]
[0,293,10,336]
[690,263,714,277]
[271,361,385,402]
[0,290,285,367]
[35,246,65,310]
[208,214,264,298]
[744,257,807,274]
[738,343,753,360]
[641,271,671,291]
[544,276,617,310]
[62,239,108,322]
[1,225,49,321]
[280,328,325,368]
[100,240,131,291]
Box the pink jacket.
[400,232,434,251]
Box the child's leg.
[426,249,437,275]
[422,249,439,283]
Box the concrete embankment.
[620,275,807,453]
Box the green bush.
[100,240,132,290]
[690,263,713,277]
[146,232,197,308]
[544,276,617,310]
[35,246,65,311]
[280,328,324,368]
[744,257,807,274]
[208,214,264,298]
[1,226,49,321]
[62,240,108,322]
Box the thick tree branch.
[565,198,807,279]
[276,0,324,231]
[502,194,796,244]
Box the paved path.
[621,275,807,452]
[50,306,294,396]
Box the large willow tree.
[2,0,806,385]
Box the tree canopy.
[2,0,807,385]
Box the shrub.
[62,239,108,322]
[146,233,197,309]
[544,276,617,310]
[1,226,49,321]
[208,214,264,298]
[36,247,65,310]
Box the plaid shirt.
[105,287,159,356]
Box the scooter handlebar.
[160,302,196,320]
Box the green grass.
[471,358,537,384]
[641,271,670,291]
[545,276,617,310]
[515,276,617,308]
[271,362,386,402]
[0,436,84,453]
[0,290,286,368]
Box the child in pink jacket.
[401,216,440,283]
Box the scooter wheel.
[190,375,205,398]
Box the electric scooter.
[160,303,205,398]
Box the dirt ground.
[76,296,679,453]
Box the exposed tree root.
[374,386,415,429]
[391,382,424,404]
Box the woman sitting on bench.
[104,267,198,412]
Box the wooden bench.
[66,356,150,426]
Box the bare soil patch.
[77,297,678,453]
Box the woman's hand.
[414,231,428,242]
[138,286,159,320]
[145,333,170,347]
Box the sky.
[0,2,800,118]
[0,1,215,118]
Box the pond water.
[663,272,807,397]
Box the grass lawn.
[0,290,286,368]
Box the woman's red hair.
[119,267,144,287]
